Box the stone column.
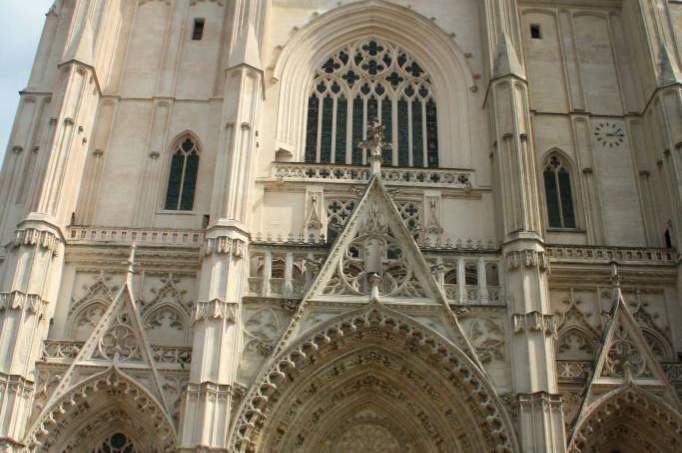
[0,1,109,448]
[177,1,268,450]
[483,1,565,451]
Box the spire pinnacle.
[359,119,391,177]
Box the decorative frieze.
[193,299,237,323]
[14,227,62,254]
[546,245,677,264]
[506,249,549,271]
[270,162,474,189]
[0,291,47,315]
[184,382,232,401]
[68,226,203,247]
[202,237,245,257]
[512,311,558,337]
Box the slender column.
[483,1,565,451]
[284,252,294,296]
[477,257,489,304]
[457,257,466,304]
[178,1,268,450]
[262,250,272,297]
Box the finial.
[359,118,391,177]
[610,261,621,289]
[127,243,137,276]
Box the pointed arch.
[541,149,578,229]
[163,131,201,212]
[569,385,682,453]
[25,367,176,452]
[229,304,518,453]
[273,0,478,168]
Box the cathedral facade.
[1,0,682,451]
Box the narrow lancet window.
[164,137,200,211]
[304,38,439,167]
[543,155,576,229]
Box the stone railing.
[546,245,678,265]
[269,162,475,189]
[41,340,192,368]
[68,226,204,247]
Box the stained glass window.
[543,155,576,229]
[164,137,200,211]
[304,38,439,167]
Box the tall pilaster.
[483,1,565,451]
[177,1,268,450]
[0,1,120,449]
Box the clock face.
[594,122,625,148]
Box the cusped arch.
[569,385,682,453]
[142,301,191,344]
[26,367,176,452]
[557,325,600,360]
[273,0,477,167]
[70,299,110,340]
[230,305,519,453]
[168,129,203,154]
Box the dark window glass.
[558,169,576,228]
[398,99,409,166]
[544,155,576,229]
[164,151,184,210]
[544,169,561,228]
[352,96,364,164]
[193,19,205,41]
[320,97,334,163]
[426,100,439,167]
[412,100,424,167]
[164,138,200,211]
[381,98,393,165]
[304,96,319,162]
[180,151,199,211]
[335,97,348,164]
[530,24,542,39]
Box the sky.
[0,0,54,161]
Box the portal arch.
[569,385,682,453]
[230,306,518,453]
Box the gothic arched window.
[90,432,138,453]
[543,155,576,229]
[164,137,199,211]
[304,38,439,167]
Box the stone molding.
[0,291,47,316]
[193,299,237,323]
[506,249,549,271]
[14,227,62,254]
[202,237,246,257]
[512,311,558,337]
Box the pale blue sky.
[0,0,54,161]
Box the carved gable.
[307,176,439,302]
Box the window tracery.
[543,154,576,229]
[90,432,137,453]
[305,38,439,167]
[164,137,199,211]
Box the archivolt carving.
[26,367,176,452]
[230,306,517,453]
[569,385,682,453]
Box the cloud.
[0,0,54,161]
